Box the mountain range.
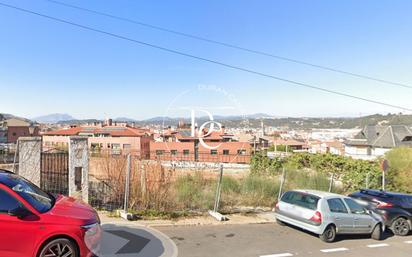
[2,112,412,129]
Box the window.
[237,149,247,155]
[123,144,131,150]
[7,174,54,213]
[156,150,164,156]
[281,191,319,210]
[75,167,82,191]
[0,189,20,213]
[223,150,230,155]
[171,150,177,155]
[344,198,366,214]
[211,150,218,155]
[183,149,190,155]
[327,198,348,213]
[12,132,16,136]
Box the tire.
[276,219,286,226]
[391,217,410,236]
[371,224,383,240]
[38,238,78,257]
[319,225,336,243]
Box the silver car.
[275,190,384,242]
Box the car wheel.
[371,224,383,240]
[320,225,336,243]
[391,217,410,236]
[38,238,78,257]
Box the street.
[158,223,412,257]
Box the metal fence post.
[328,173,334,192]
[141,161,146,207]
[124,154,131,212]
[278,167,286,200]
[366,173,369,189]
[12,139,19,173]
[213,164,224,212]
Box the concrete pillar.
[18,137,42,186]
[68,136,89,203]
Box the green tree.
[385,147,412,193]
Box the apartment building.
[43,121,152,158]
[150,127,251,163]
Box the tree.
[385,147,412,193]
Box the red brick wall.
[7,126,39,143]
[149,141,251,163]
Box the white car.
[275,190,384,242]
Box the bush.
[284,169,336,192]
[221,176,241,194]
[240,175,280,207]
[385,147,412,193]
[174,173,215,210]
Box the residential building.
[308,140,344,155]
[344,125,412,160]
[0,118,40,144]
[43,121,152,158]
[271,138,308,151]
[150,127,251,163]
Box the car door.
[326,198,354,233]
[0,187,37,257]
[344,198,374,233]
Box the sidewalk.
[99,211,277,228]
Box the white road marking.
[320,248,349,253]
[404,241,412,244]
[260,253,293,257]
[367,243,389,248]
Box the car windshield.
[5,174,55,213]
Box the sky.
[1,0,412,120]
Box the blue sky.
[1,0,412,120]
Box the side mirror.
[8,206,32,218]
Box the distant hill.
[114,117,138,122]
[33,113,76,123]
[0,113,33,123]
[4,112,412,129]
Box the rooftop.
[345,125,412,148]
[44,125,150,137]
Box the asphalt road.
[158,222,412,257]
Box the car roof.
[293,189,347,199]
[358,189,411,198]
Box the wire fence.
[89,150,251,164]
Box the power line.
[1,2,411,113]
[44,0,412,90]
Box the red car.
[0,169,101,257]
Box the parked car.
[0,169,101,257]
[275,189,384,242]
[349,189,412,236]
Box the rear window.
[281,191,319,210]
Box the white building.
[344,125,412,160]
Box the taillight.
[275,202,280,209]
[310,211,322,224]
[377,201,394,208]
